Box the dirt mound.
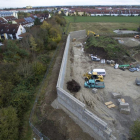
[85,46,109,60]
[67,79,81,92]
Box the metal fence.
[29,45,59,140]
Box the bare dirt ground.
[64,37,140,140]
[37,37,94,140]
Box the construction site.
[56,30,140,140]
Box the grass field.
[65,16,140,23]
[64,16,140,33]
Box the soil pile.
[85,46,109,60]
[67,79,81,92]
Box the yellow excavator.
[83,72,103,82]
[87,30,99,37]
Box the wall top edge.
[70,30,86,34]
[58,87,86,108]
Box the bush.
[130,119,140,140]
[0,106,19,140]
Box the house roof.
[0,17,7,24]
[18,32,31,38]
[0,24,19,34]
[68,7,140,14]
[24,17,34,23]
[3,16,17,21]
[14,18,29,25]
[0,11,13,15]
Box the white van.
[93,69,106,77]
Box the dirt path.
[37,36,94,140]
[64,37,140,139]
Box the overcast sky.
[0,0,140,8]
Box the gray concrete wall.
[56,30,116,140]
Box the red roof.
[0,24,19,34]
[14,19,28,25]
[0,17,7,24]
[4,16,17,22]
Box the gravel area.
[64,37,140,139]
[113,30,139,34]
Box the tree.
[34,18,41,25]
[130,119,140,140]
[41,21,51,30]
[29,36,37,51]
[3,40,28,63]
[0,106,19,140]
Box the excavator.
[87,30,99,37]
[83,72,103,82]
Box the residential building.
[0,17,7,24]
[12,18,34,27]
[26,6,33,9]
[2,16,17,23]
[0,24,26,40]
[0,11,18,18]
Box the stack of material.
[112,93,121,99]
[92,88,98,94]
[101,59,105,64]
[105,101,116,108]
[118,98,130,115]
[72,38,76,42]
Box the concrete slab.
[112,93,121,99]
[120,107,130,115]
[92,88,98,94]
[119,102,129,109]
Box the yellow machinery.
[134,35,139,39]
[83,72,103,82]
[87,30,99,37]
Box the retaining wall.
[56,30,116,140]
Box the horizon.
[1,5,140,9]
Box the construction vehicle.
[118,64,134,69]
[87,30,99,37]
[134,35,139,39]
[83,72,104,82]
[84,79,105,88]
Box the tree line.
[0,14,66,140]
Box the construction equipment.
[118,64,130,69]
[83,72,104,82]
[87,30,99,37]
[84,79,105,88]
[134,35,139,39]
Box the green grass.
[65,16,140,23]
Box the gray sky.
[0,0,140,8]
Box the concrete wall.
[56,30,116,140]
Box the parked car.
[135,64,140,69]
[129,68,139,72]
[91,56,100,61]
[135,78,140,86]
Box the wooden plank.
[108,104,116,108]
[105,101,113,106]
[121,98,125,103]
